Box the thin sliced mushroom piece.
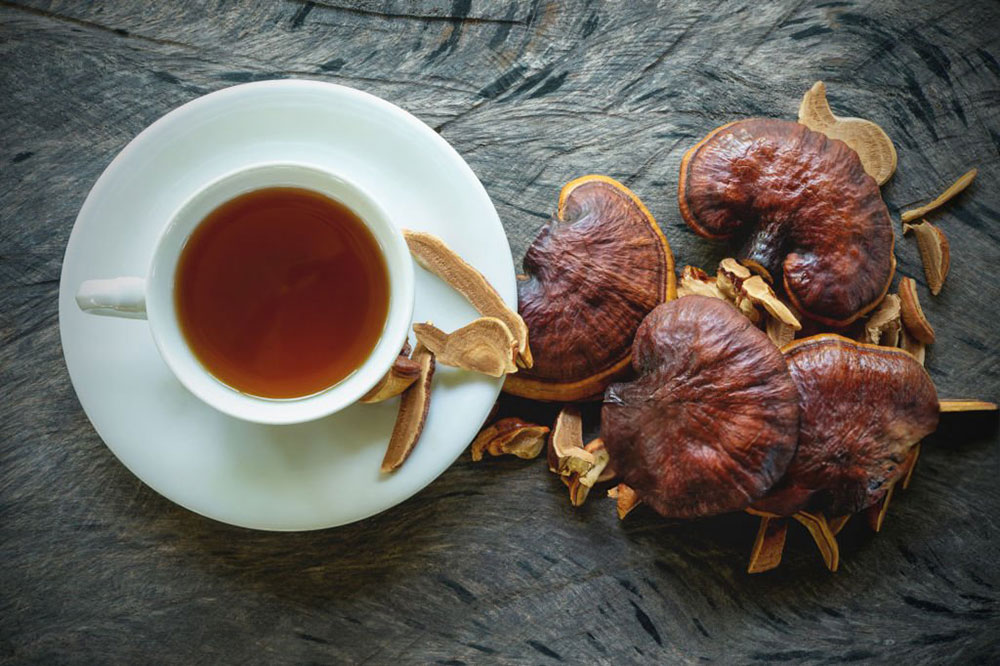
[865,482,896,532]
[766,314,796,348]
[404,229,532,367]
[547,405,595,476]
[798,81,897,186]
[677,266,726,300]
[470,418,549,461]
[899,327,926,365]
[903,221,950,295]
[792,511,840,572]
[607,483,642,519]
[413,317,518,377]
[564,439,612,507]
[901,168,977,223]
[939,399,998,412]
[359,354,422,403]
[828,515,851,536]
[901,443,921,490]
[747,515,789,574]
[862,294,901,347]
[380,344,436,473]
[898,277,935,344]
[741,275,802,330]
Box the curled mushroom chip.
[601,296,800,519]
[754,335,939,517]
[679,119,895,326]
[505,175,676,402]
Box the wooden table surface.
[2,1,999,663]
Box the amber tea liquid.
[175,187,390,399]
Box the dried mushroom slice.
[901,168,977,223]
[754,335,939,517]
[898,277,935,344]
[505,175,676,402]
[679,119,895,326]
[470,418,549,461]
[381,344,436,473]
[798,81,897,186]
[547,405,595,476]
[360,353,422,403]
[903,221,950,295]
[601,296,800,519]
[413,317,518,377]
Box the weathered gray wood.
[1,0,998,663]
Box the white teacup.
[75,163,415,425]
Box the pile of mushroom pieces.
[387,82,993,573]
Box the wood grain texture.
[1,0,998,663]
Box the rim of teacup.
[146,162,415,425]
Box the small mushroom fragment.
[607,483,642,519]
[903,221,950,295]
[861,294,901,347]
[360,351,421,403]
[898,277,935,344]
[792,511,840,572]
[766,315,796,348]
[602,296,800,519]
[901,168,977,223]
[679,119,895,326]
[939,399,998,412]
[754,335,939,519]
[717,259,761,323]
[413,317,518,377]
[381,344,436,473]
[740,276,801,331]
[505,175,676,402]
[798,81,897,186]
[547,405,595,476]
[677,266,726,300]
[404,229,532,367]
[747,513,789,574]
[899,328,926,365]
[470,417,549,461]
[563,438,612,507]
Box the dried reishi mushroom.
[381,343,436,473]
[861,294,901,347]
[798,81,897,186]
[717,259,761,323]
[601,296,800,519]
[505,175,676,402]
[547,405,595,476]
[413,317,518,377]
[607,483,642,519]
[404,229,532,367]
[360,351,422,404]
[901,168,977,223]
[898,278,935,344]
[470,418,549,461]
[753,335,939,518]
[903,221,950,295]
[679,118,895,326]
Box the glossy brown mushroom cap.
[678,119,895,327]
[601,296,800,519]
[504,175,675,402]
[754,335,939,517]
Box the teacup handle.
[76,277,148,319]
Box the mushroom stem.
[792,511,840,572]
[747,516,788,574]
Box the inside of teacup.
[174,186,390,400]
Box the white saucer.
[58,80,514,531]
